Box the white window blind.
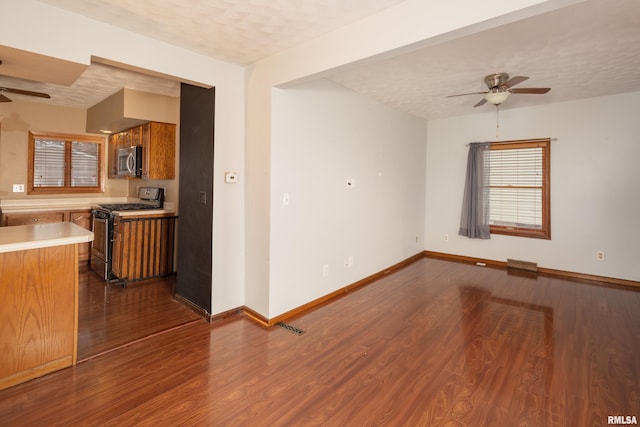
[70,141,99,187]
[34,139,99,188]
[488,146,544,229]
[34,139,65,187]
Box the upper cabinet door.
[108,132,123,179]
[141,122,176,180]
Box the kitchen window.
[488,138,550,239]
[28,131,104,194]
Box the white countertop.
[0,222,94,254]
[0,197,127,212]
[113,209,176,217]
[0,198,176,214]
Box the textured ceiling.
[2,0,640,120]
[0,62,181,108]
[36,0,407,65]
[329,0,640,119]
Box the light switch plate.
[225,172,238,183]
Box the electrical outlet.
[444,234,449,241]
[322,264,329,277]
[344,255,354,268]
[12,184,25,193]
[596,250,605,261]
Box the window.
[28,131,104,194]
[488,139,550,239]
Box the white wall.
[246,0,564,318]
[3,0,246,314]
[425,91,640,282]
[270,80,426,317]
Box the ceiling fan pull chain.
[495,105,500,138]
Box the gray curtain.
[459,142,491,239]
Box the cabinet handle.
[34,218,39,222]
[74,216,84,221]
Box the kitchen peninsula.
[0,222,93,390]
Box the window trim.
[488,138,551,240]
[28,131,105,195]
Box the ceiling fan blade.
[509,87,551,94]
[1,87,51,99]
[504,76,529,88]
[473,98,487,107]
[0,93,11,103]
[446,91,487,98]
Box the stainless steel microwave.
[117,145,142,177]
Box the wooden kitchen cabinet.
[107,121,175,180]
[111,213,177,283]
[1,209,93,263]
[111,225,123,279]
[141,122,175,179]
[68,210,93,262]
[108,132,123,178]
[2,211,65,226]
[0,222,92,391]
[123,125,142,147]
[0,244,78,390]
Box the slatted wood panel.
[113,215,177,282]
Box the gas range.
[90,187,166,281]
[93,187,165,215]
[96,202,163,212]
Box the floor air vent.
[276,322,305,335]
[507,258,538,272]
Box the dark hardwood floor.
[1,258,638,426]
[77,266,202,361]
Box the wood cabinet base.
[0,356,73,391]
[0,245,78,391]
[112,214,177,282]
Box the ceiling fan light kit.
[484,90,510,105]
[447,72,550,107]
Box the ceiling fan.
[447,73,550,107]
[0,59,51,102]
[0,87,51,103]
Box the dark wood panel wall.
[176,83,215,313]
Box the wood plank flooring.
[77,266,202,361]
[1,258,638,426]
